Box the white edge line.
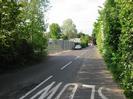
[19,75,53,99]
[60,61,73,70]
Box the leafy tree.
[92,10,104,52]
[60,34,68,40]
[62,19,77,39]
[0,0,29,67]
[80,35,89,48]
[19,0,49,52]
[49,23,61,40]
[77,32,85,38]
[0,0,49,68]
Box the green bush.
[0,0,48,69]
[117,0,133,98]
[92,0,133,98]
[80,35,89,48]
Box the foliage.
[62,19,77,39]
[77,32,85,38]
[19,0,49,54]
[80,35,89,48]
[49,23,61,40]
[116,0,133,98]
[92,0,133,98]
[60,33,68,40]
[0,0,49,69]
[92,14,104,52]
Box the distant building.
[69,38,81,43]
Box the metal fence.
[48,40,75,54]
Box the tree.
[77,32,85,38]
[19,0,49,54]
[61,19,77,39]
[0,0,29,66]
[0,0,49,68]
[92,9,104,52]
[49,23,61,40]
[80,35,89,48]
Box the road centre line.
[60,61,73,70]
[19,75,53,99]
[74,56,80,60]
[61,51,86,70]
[62,50,71,53]
[49,50,71,56]
[81,52,87,56]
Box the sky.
[46,0,105,35]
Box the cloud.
[47,0,105,35]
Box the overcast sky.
[46,0,105,35]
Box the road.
[0,46,126,99]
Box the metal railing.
[48,40,75,54]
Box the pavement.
[0,46,126,99]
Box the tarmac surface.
[0,46,126,99]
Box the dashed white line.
[81,52,87,56]
[19,75,53,99]
[60,61,73,70]
[62,50,71,53]
[49,50,71,56]
[74,56,80,60]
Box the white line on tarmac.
[62,50,71,53]
[98,87,108,99]
[81,52,87,56]
[19,75,53,99]
[60,61,73,70]
[74,56,80,60]
[55,83,78,99]
[49,50,71,56]
[31,82,62,99]
[82,84,95,99]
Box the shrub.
[92,0,133,98]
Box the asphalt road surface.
[0,46,126,99]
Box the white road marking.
[19,75,53,99]
[81,51,88,56]
[62,50,71,53]
[74,56,80,60]
[31,82,62,99]
[98,87,108,99]
[82,84,96,99]
[30,82,55,99]
[82,64,86,67]
[40,82,62,99]
[55,83,78,99]
[49,50,71,56]
[60,61,73,70]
